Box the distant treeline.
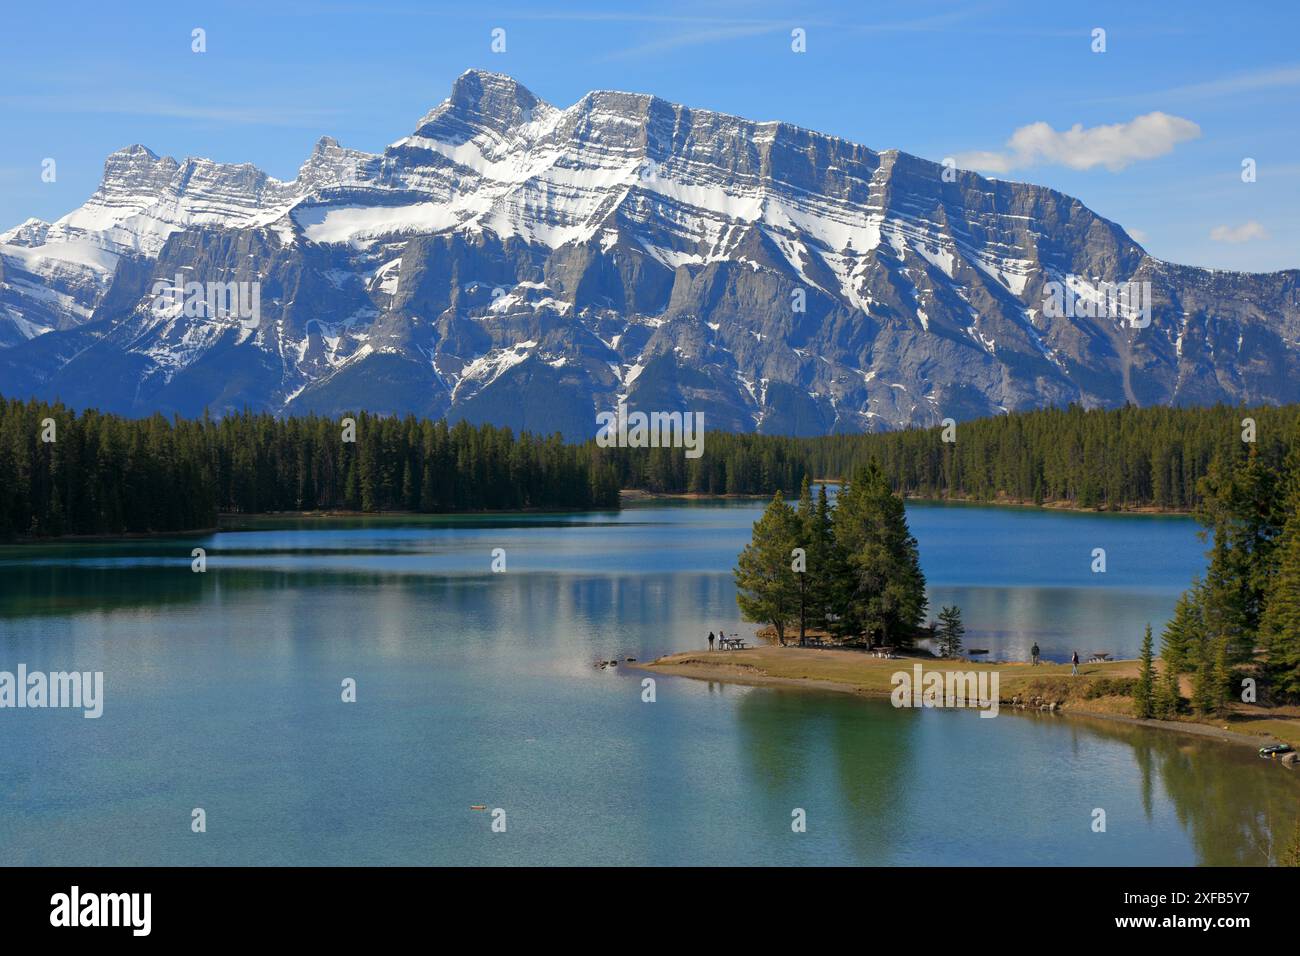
[0,398,620,538]
[607,403,1300,510]
[5,396,1299,538]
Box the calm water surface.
[1,500,1295,865]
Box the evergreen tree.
[794,476,815,645]
[1211,635,1233,715]
[343,456,360,510]
[1200,534,1253,663]
[806,482,844,637]
[1191,638,1216,717]
[833,463,927,646]
[1260,476,1300,698]
[1195,446,1285,662]
[401,460,415,510]
[937,605,965,658]
[734,491,801,645]
[1134,623,1155,718]
[1161,585,1203,674]
[1193,636,1232,717]
[1154,664,1181,719]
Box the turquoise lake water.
[1,500,1295,865]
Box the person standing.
[1071,650,1079,676]
[708,631,715,651]
[1031,642,1040,666]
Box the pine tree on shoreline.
[937,606,965,658]
[734,491,801,646]
[734,465,927,649]
[1134,624,1155,718]
[1260,463,1300,698]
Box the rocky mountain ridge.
[2,69,1297,437]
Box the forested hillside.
[608,403,1300,510]
[3,396,1297,538]
[0,398,620,537]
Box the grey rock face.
[2,70,1297,436]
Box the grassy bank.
[637,646,1300,750]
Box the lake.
[0,499,1294,866]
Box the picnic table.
[719,636,749,650]
[1087,652,1112,663]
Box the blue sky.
[1,0,1296,271]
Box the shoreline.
[621,487,1193,515]
[3,493,1194,544]
[1,526,220,544]
[634,647,1300,753]
[900,493,1193,516]
[217,506,605,522]
[1,505,618,544]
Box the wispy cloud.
[1094,63,1300,103]
[0,93,340,127]
[597,22,789,60]
[850,7,993,34]
[1209,221,1269,243]
[594,7,987,60]
[955,112,1201,173]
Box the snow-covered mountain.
[3,69,1298,436]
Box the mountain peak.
[112,144,161,161]
[412,70,550,140]
[97,144,179,197]
[451,68,541,101]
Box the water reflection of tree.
[0,563,425,619]
[734,690,917,864]
[731,693,1293,866]
[1078,717,1297,865]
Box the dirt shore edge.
[631,655,1294,753]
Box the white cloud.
[1209,221,1269,243]
[955,112,1201,173]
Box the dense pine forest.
[3,395,1299,539]
[608,403,1300,510]
[0,398,620,538]
[1149,434,1300,706]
